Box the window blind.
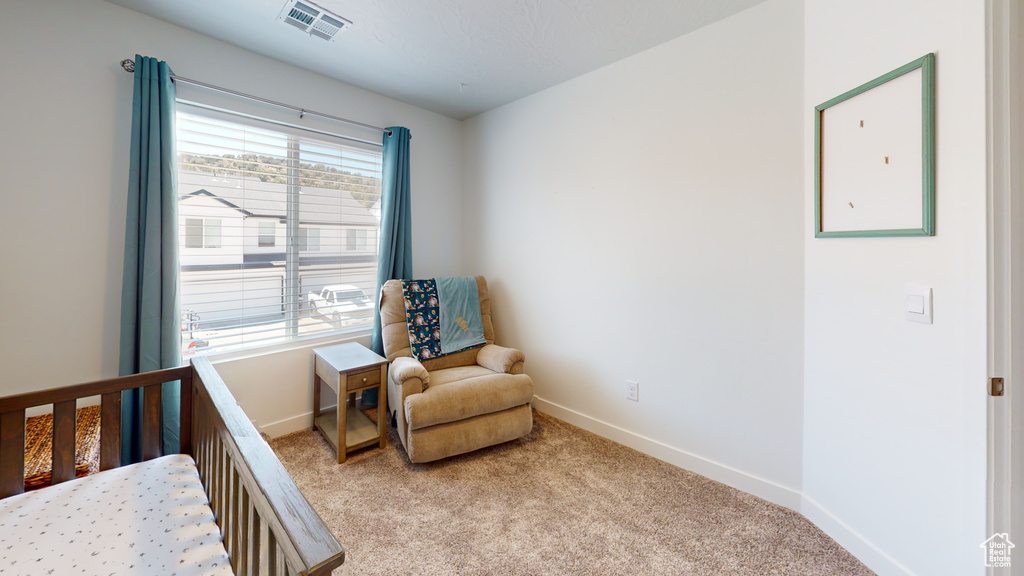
[175,104,383,358]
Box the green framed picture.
[814,53,935,238]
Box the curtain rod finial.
[121,59,135,73]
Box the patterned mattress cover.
[0,454,231,576]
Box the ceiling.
[106,0,769,120]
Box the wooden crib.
[0,356,344,576]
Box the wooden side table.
[312,343,388,463]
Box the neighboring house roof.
[181,189,256,217]
[178,170,380,226]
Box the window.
[346,228,367,251]
[257,221,276,247]
[185,218,203,248]
[176,104,382,357]
[185,218,222,248]
[298,227,320,251]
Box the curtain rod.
[120,59,392,137]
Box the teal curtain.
[118,54,181,462]
[368,127,412,404]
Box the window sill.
[195,326,373,365]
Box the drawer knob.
[362,377,367,383]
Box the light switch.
[906,295,925,314]
[905,285,932,324]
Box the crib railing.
[0,358,345,576]
[0,365,192,495]
[191,357,345,575]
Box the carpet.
[23,405,101,491]
[269,411,875,576]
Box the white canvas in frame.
[814,53,935,238]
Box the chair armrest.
[391,356,428,394]
[477,344,526,375]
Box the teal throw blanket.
[435,276,486,355]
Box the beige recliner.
[379,276,534,463]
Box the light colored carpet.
[269,411,875,576]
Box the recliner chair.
[378,276,534,463]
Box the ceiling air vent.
[279,0,351,40]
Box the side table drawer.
[347,366,381,391]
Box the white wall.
[0,0,463,428]
[462,0,806,503]
[802,1,989,575]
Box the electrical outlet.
[626,380,639,402]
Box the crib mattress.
[0,454,232,576]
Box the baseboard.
[800,495,915,576]
[532,395,803,511]
[260,411,313,438]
